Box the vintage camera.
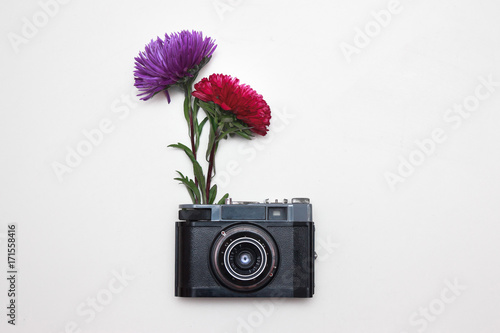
[175,198,315,297]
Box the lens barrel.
[211,224,278,292]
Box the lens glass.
[237,251,254,269]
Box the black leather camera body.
[175,198,315,297]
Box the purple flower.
[134,30,217,102]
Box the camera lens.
[211,224,278,292]
[236,251,254,269]
[226,238,265,280]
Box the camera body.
[175,198,315,297]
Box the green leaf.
[197,100,216,118]
[183,85,192,123]
[220,125,253,139]
[195,117,209,151]
[198,117,208,134]
[192,160,206,204]
[217,193,229,205]
[168,143,195,161]
[235,130,253,140]
[168,143,207,203]
[174,171,200,204]
[193,97,200,114]
[208,185,217,204]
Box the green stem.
[183,85,197,158]
[205,138,217,203]
[183,84,200,203]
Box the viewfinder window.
[268,207,287,220]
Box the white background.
[1,0,500,332]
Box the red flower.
[192,74,271,136]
